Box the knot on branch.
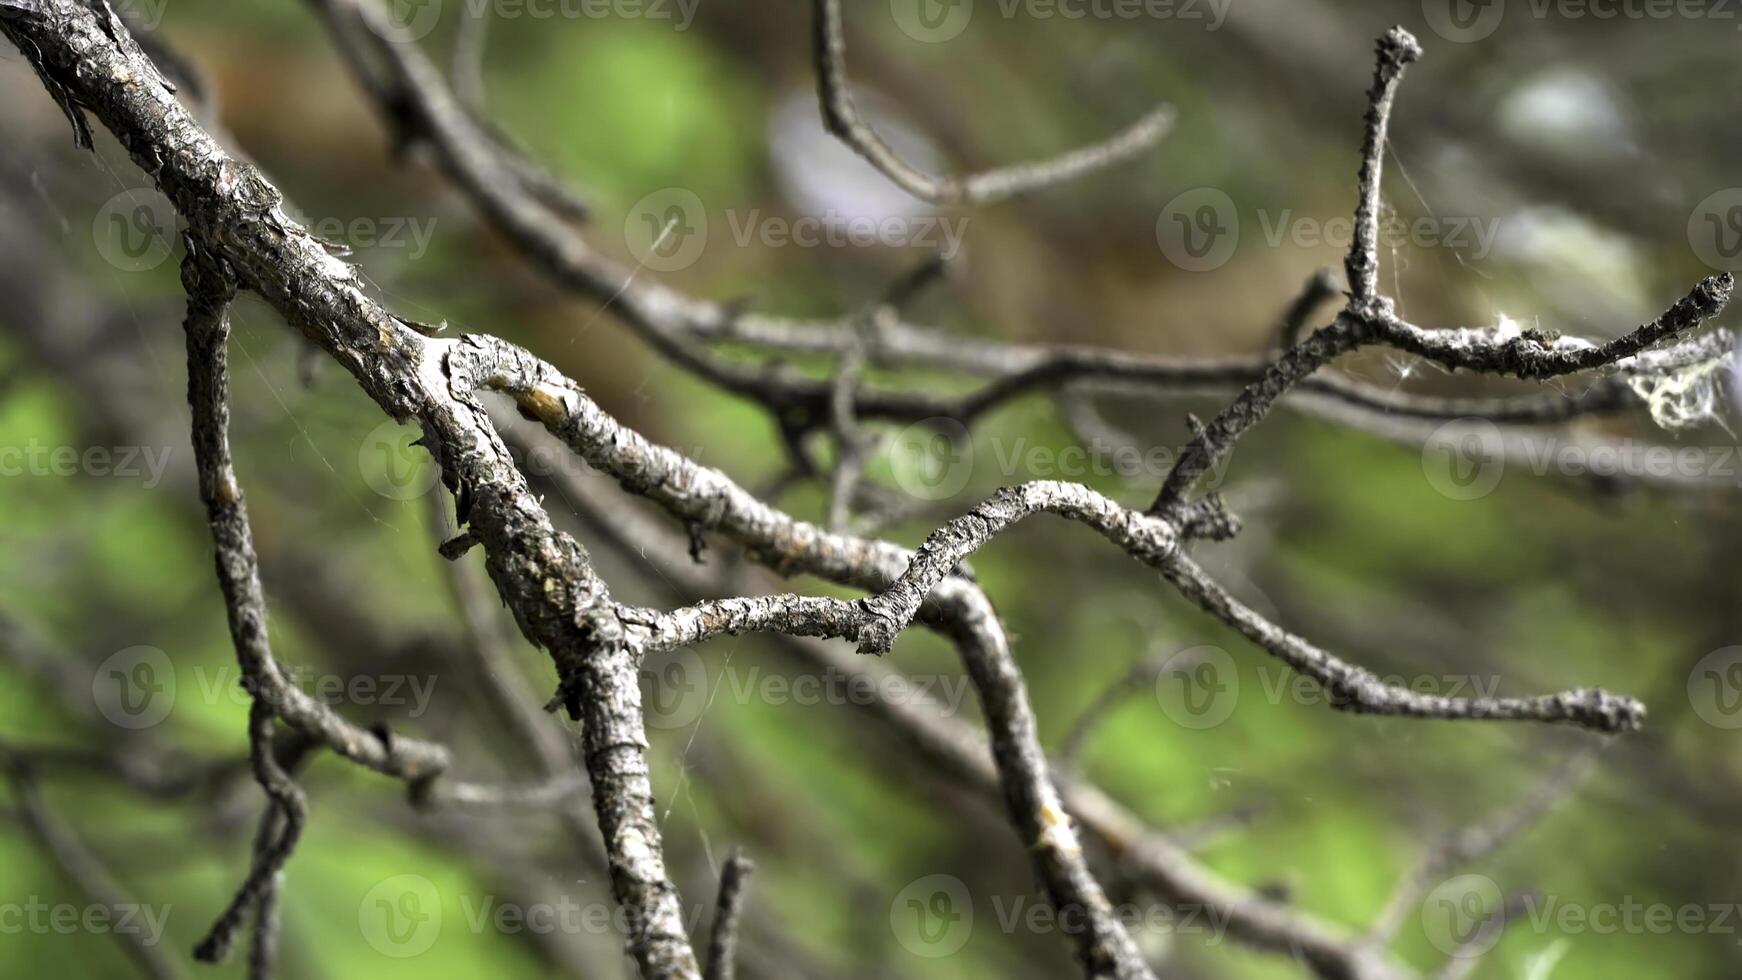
[1674,272,1734,324]
[439,529,479,560]
[1176,495,1241,543]
[853,596,903,656]
[545,606,628,719]
[1376,26,1423,70]
[1550,688,1646,734]
[1345,293,1395,326]
[544,653,586,719]
[192,931,232,964]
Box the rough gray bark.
[3,4,1711,979]
[703,853,754,980]
[305,0,1690,453]
[2,4,697,977]
[1149,28,1731,520]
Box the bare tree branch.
[4,6,700,975]
[295,0,1667,466]
[703,852,754,980]
[2,6,1698,980]
[178,240,451,783]
[1345,28,1422,309]
[193,702,307,968]
[6,761,182,980]
[809,0,1173,206]
[1149,28,1732,521]
[1366,743,1603,952]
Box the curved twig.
[810,0,1173,206]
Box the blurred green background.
[1,0,1740,977]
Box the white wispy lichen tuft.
[1626,355,1731,431]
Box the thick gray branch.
[4,6,699,976]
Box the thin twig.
[809,0,1172,206]
[7,763,182,980]
[194,702,307,966]
[1346,28,1422,308]
[704,852,755,980]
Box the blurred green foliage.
[2,1,1740,978]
